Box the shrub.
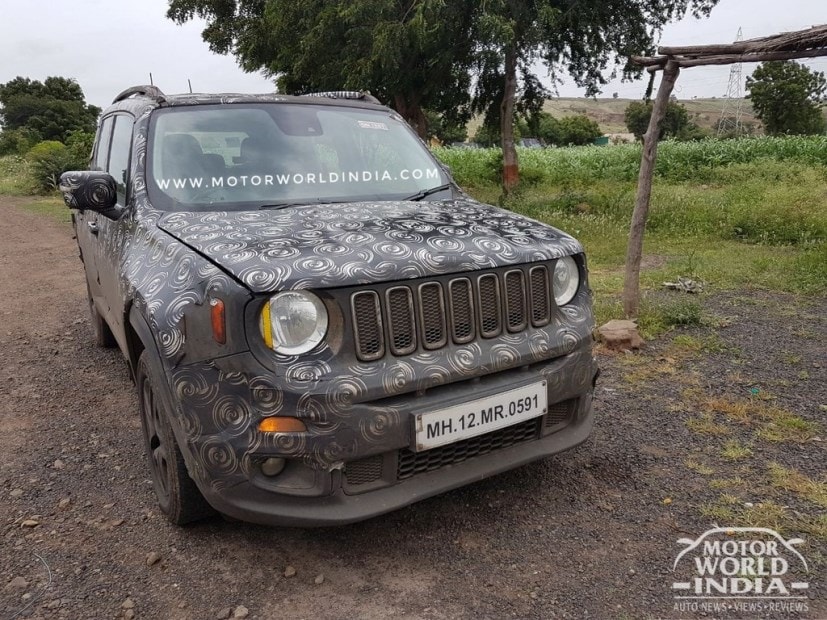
[26,140,83,192]
[0,127,42,156]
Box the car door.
[94,113,135,348]
[76,115,114,306]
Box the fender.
[128,305,205,485]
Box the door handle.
[87,221,99,235]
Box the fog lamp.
[261,457,286,477]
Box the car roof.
[101,86,389,118]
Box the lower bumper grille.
[344,399,576,489]
[397,417,541,480]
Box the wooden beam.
[659,24,827,56]
[659,43,755,55]
[676,48,827,68]
[622,60,680,319]
[634,47,827,73]
[631,55,668,67]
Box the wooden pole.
[622,59,680,319]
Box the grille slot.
[418,282,447,349]
[504,270,527,332]
[448,278,475,344]
[345,455,384,485]
[529,266,551,326]
[477,274,502,338]
[398,418,540,480]
[352,291,384,361]
[545,398,575,427]
[386,286,416,355]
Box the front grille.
[345,455,384,486]
[397,418,540,480]
[350,263,558,361]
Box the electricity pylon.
[717,27,744,137]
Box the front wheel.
[136,352,215,525]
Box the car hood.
[157,199,583,293]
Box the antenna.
[717,27,744,137]
[188,79,193,94]
[149,72,154,86]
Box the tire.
[86,283,117,348]
[136,352,215,525]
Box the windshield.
[146,103,450,211]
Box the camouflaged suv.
[59,85,599,526]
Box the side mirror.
[59,171,118,215]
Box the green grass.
[0,155,35,195]
[19,198,70,223]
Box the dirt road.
[1,195,824,619]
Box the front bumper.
[171,344,598,526]
[208,394,593,526]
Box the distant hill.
[544,97,758,135]
[466,97,758,138]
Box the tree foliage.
[522,111,601,145]
[0,76,100,143]
[746,61,827,136]
[624,100,702,141]
[425,110,468,144]
[167,0,476,138]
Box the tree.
[167,0,476,138]
[525,111,601,145]
[624,100,696,140]
[746,61,827,136]
[424,109,468,144]
[471,0,718,194]
[557,115,602,145]
[0,76,100,143]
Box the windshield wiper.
[403,183,453,202]
[260,199,342,210]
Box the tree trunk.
[622,60,680,319]
[500,44,519,195]
[394,94,428,140]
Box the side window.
[93,117,114,171]
[107,115,134,205]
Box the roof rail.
[112,85,167,104]
[301,91,381,104]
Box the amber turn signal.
[258,417,307,433]
[210,298,226,344]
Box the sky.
[1,0,825,110]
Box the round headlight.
[260,291,328,355]
[553,256,580,306]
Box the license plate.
[414,381,547,451]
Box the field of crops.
[434,135,827,186]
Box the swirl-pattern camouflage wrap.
[59,171,118,215]
[72,93,597,503]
